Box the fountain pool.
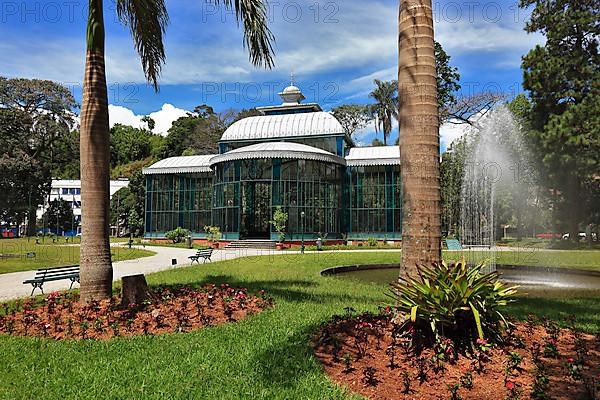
[323,264,600,296]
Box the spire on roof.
[278,73,305,105]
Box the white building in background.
[36,179,129,234]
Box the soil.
[314,313,600,400]
[0,284,274,340]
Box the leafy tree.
[109,170,146,235]
[520,0,599,241]
[110,124,161,167]
[42,199,75,235]
[78,0,274,301]
[440,136,469,237]
[0,77,76,235]
[331,104,372,137]
[435,41,461,112]
[369,79,398,145]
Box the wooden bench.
[188,249,213,264]
[23,265,80,296]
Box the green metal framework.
[346,165,402,239]
[144,173,213,238]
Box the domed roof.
[221,111,344,142]
[210,142,346,166]
[282,85,301,93]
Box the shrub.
[203,225,222,244]
[367,237,378,247]
[388,261,518,342]
[269,206,288,243]
[165,227,190,244]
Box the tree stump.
[121,274,151,306]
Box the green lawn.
[444,249,600,271]
[0,238,156,274]
[0,252,597,400]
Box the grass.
[0,238,156,274]
[497,238,600,250]
[444,249,600,271]
[0,252,598,400]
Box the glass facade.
[212,158,343,239]
[346,166,402,239]
[145,173,213,237]
[144,163,402,240]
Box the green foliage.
[161,107,225,158]
[435,41,461,112]
[110,124,163,168]
[269,206,288,243]
[0,77,76,234]
[127,209,143,237]
[331,104,372,137]
[367,237,378,247]
[203,225,222,243]
[165,227,190,244]
[389,261,518,341]
[369,79,398,146]
[520,0,600,238]
[42,199,75,234]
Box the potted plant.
[203,225,222,248]
[269,206,288,250]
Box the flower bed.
[314,310,600,400]
[0,284,273,340]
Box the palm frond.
[117,0,169,92]
[208,0,275,68]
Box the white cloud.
[440,122,470,150]
[108,103,190,135]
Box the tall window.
[348,166,402,236]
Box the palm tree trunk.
[79,0,113,302]
[398,0,441,276]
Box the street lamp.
[300,211,305,254]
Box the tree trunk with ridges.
[79,0,113,302]
[398,0,441,276]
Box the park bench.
[188,249,213,264]
[22,265,80,296]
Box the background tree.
[0,77,77,235]
[435,41,460,115]
[0,109,50,234]
[398,0,441,273]
[520,0,599,242]
[42,199,75,235]
[331,104,372,137]
[369,79,398,145]
[78,0,274,301]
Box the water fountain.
[459,105,533,273]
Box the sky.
[0,0,543,150]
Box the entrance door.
[241,181,271,239]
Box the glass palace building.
[143,85,402,241]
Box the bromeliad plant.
[388,261,518,342]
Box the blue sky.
[0,0,543,149]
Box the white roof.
[210,142,346,166]
[143,155,215,175]
[221,112,344,142]
[345,146,400,166]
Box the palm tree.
[79,0,274,302]
[397,0,441,275]
[369,79,398,146]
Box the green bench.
[188,249,213,264]
[23,265,80,296]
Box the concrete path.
[0,246,281,301]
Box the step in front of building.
[224,240,277,249]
